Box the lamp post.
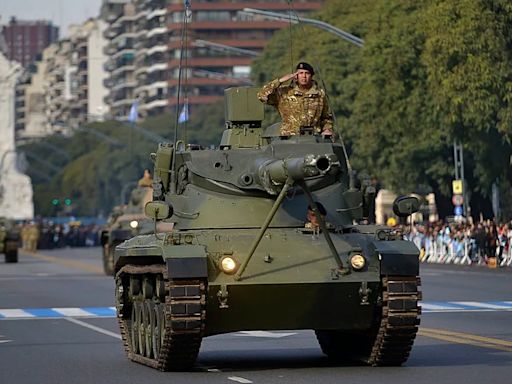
[240,8,364,48]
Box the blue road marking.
[82,307,117,317]
[1,302,511,319]
[24,308,63,318]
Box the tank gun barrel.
[257,154,338,194]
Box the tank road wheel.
[137,301,146,355]
[130,302,140,355]
[144,301,154,358]
[5,249,18,263]
[116,265,207,371]
[152,303,164,359]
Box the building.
[1,17,59,68]
[102,0,324,120]
[68,18,110,127]
[14,17,110,140]
[44,39,74,133]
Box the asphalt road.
[1,247,511,384]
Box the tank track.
[366,275,421,366]
[316,275,421,366]
[115,264,206,371]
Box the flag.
[178,103,189,123]
[184,0,192,20]
[128,101,138,123]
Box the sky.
[0,0,103,36]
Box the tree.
[252,0,512,219]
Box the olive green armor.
[114,87,421,371]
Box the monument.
[0,44,34,220]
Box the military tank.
[100,186,155,275]
[0,217,20,263]
[114,87,421,371]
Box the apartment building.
[14,17,110,141]
[103,0,324,119]
[44,39,74,133]
[68,19,110,127]
[1,17,59,68]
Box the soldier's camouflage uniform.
[257,78,333,136]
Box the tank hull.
[204,280,380,336]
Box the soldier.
[21,221,30,250]
[138,168,153,188]
[27,222,40,252]
[305,202,328,230]
[257,62,333,137]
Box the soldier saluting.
[257,62,334,137]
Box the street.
[1,247,511,384]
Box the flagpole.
[170,0,191,194]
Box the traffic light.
[64,198,72,206]
[52,198,60,206]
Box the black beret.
[296,62,314,75]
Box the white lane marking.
[0,340,12,344]
[0,309,34,318]
[452,301,512,310]
[53,308,96,317]
[238,330,297,338]
[207,368,221,372]
[228,376,253,383]
[65,318,122,339]
[421,303,454,310]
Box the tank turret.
[113,86,421,371]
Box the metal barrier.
[406,232,506,267]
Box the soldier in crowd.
[138,168,153,188]
[20,221,30,250]
[257,62,333,137]
[27,222,39,252]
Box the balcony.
[104,27,118,39]
[112,48,136,60]
[111,64,136,77]
[104,45,117,55]
[146,8,167,21]
[146,44,167,57]
[147,26,167,39]
[140,98,168,111]
[146,62,167,74]
[111,80,137,92]
[135,80,168,95]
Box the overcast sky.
[0,0,103,36]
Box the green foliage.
[252,0,512,217]
[20,104,226,217]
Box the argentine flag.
[178,103,189,123]
[128,101,138,123]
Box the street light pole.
[240,8,364,48]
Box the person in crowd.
[138,168,153,188]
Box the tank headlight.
[220,257,238,274]
[129,220,139,229]
[350,254,366,270]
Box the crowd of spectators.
[19,220,102,250]
[403,219,512,267]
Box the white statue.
[0,50,34,220]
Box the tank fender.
[111,229,132,243]
[372,240,419,276]
[162,244,208,279]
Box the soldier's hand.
[279,71,298,83]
